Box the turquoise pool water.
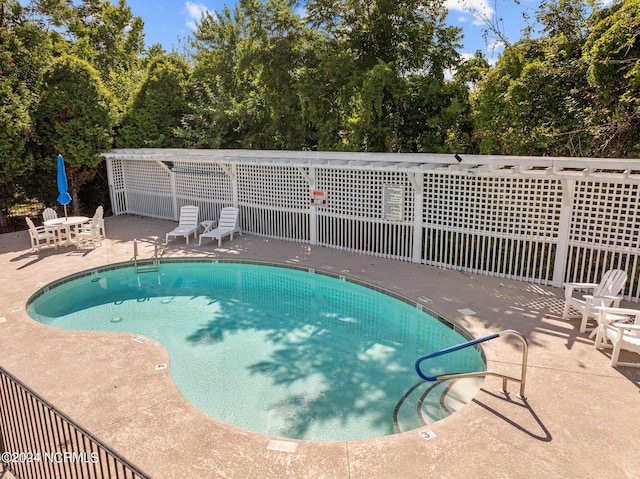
[26,261,485,441]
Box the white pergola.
[104,149,640,300]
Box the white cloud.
[184,2,213,31]
[487,39,505,52]
[445,0,495,26]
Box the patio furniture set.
[26,206,105,253]
[562,268,640,368]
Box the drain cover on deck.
[267,440,298,453]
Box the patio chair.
[26,217,57,253]
[594,306,640,368]
[77,206,105,250]
[42,207,58,222]
[562,269,627,333]
[42,206,72,244]
[166,205,199,244]
[198,207,241,247]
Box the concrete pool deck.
[1,214,639,479]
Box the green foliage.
[116,54,191,148]
[35,54,116,212]
[5,0,640,222]
[305,0,466,152]
[184,0,313,149]
[0,3,35,191]
[307,0,459,75]
[472,0,594,157]
[583,0,640,156]
[183,0,468,152]
[66,0,145,107]
[472,0,640,158]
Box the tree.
[306,0,464,151]
[307,0,459,75]
[583,0,640,157]
[67,0,145,107]
[185,0,313,149]
[0,2,35,184]
[116,53,191,148]
[472,0,593,156]
[35,55,116,213]
[0,0,56,226]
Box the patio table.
[44,216,89,247]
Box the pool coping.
[2,214,640,478]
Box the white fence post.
[552,179,575,287]
[409,172,424,263]
[169,168,178,220]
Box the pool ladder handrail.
[133,236,162,273]
[415,329,528,399]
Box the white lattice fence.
[316,169,415,259]
[104,149,640,302]
[173,162,234,221]
[566,181,640,300]
[106,158,127,215]
[121,160,173,219]
[421,174,562,284]
[236,164,310,242]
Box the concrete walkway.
[1,215,639,479]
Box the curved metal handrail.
[415,329,528,399]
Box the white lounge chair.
[166,205,199,244]
[594,306,640,368]
[198,207,241,246]
[562,269,627,333]
[26,217,57,253]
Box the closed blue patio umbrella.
[56,154,72,219]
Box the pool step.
[136,261,159,273]
[393,377,484,434]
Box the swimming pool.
[26,260,485,441]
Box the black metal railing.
[0,365,151,479]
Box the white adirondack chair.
[562,269,627,333]
[26,217,57,253]
[594,306,640,368]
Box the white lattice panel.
[107,158,127,215]
[236,165,309,209]
[566,181,640,299]
[316,169,414,259]
[317,169,414,220]
[422,174,563,283]
[424,175,561,237]
[172,161,233,221]
[236,165,310,240]
[122,160,173,219]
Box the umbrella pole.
[64,204,68,220]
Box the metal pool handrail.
[415,329,529,399]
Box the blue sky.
[123,0,539,61]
